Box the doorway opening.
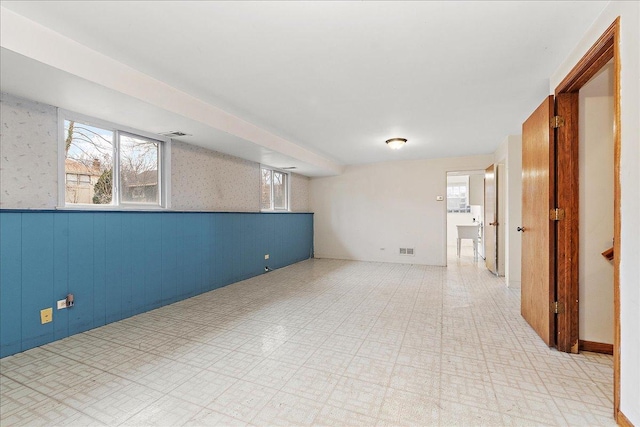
[578,59,615,355]
[445,170,485,264]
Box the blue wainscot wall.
[0,210,313,358]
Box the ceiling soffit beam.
[0,7,344,176]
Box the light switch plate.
[264,254,269,260]
[40,308,53,324]
[57,299,67,310]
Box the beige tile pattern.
[0,250,615,426]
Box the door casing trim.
[554,17,621,422]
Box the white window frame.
[58,109,171,210]
[260,165,290,212]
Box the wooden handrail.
[602,247,614,261]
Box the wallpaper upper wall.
[0,92,310,212]
[290,172,310,213]
[171,140,259,211]
[0,92,58,209]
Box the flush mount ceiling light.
[385,138,407,150]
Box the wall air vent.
[159,131,192,137]
[399,248,415,256]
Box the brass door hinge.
[550,208,565,221]
[550,116,565,128]
[552,301,565,314]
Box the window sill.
[56,205,166,212]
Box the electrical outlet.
[264,254,269,260]
[40,308,53,324]
[57,299,67,310]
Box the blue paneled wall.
[0,210,313,358]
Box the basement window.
[260,166,289,211]
[60,111,170,209]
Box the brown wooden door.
[484,164,498,274]
[521,95,556,347]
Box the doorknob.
[517,226,525,232]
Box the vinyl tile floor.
[1,249,615,426]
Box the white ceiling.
[1,1,608,176]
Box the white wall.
[447,174,468,187]
[0,92,311,212]
[550,2,640,423]
[469,174,484,206]
[309,154,494,266]
[494,135,523,288]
